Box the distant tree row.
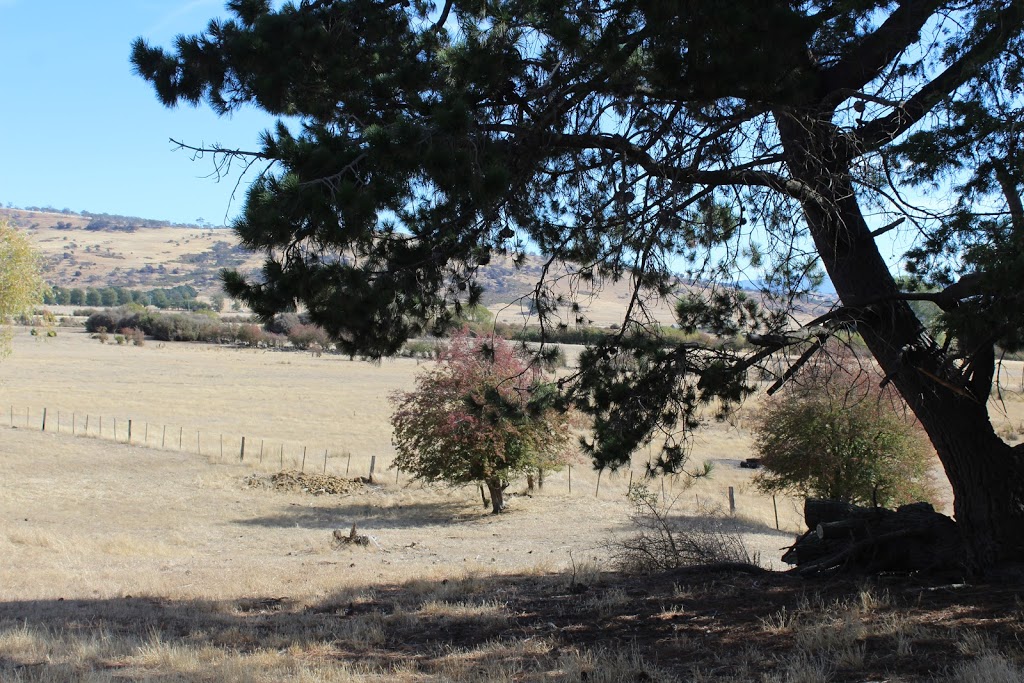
[43,285,210,310]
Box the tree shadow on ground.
[1,567,1016,681]
[234,499,479,530]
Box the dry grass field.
[2,328,1024,680]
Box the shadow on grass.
[234,499,477,530]
[0,567,1014,682]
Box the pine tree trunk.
[486,478,506,514]
[777,112,1024,569]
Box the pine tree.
[133,0,1024,568]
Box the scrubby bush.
[234,323,266,347]
[266,312,304,336]
[121,327,145,346]
[287,323,331,349]
[752,347,936,507]
[609,482,756,572]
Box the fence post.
[128,420,132,445]
[346,452,351,475]
[99,416,103,437]
[240,436,246,462]
[162,425,166,449]
[197,431,201,455]
[773,495,780,530]
[301,446,307,472]
[72,413,76,435]
[323,449,328,474]
[728,486,736,514]
[41,408,47,432]
[280,445,284,470]
[144,423,148,444]
[259,439,264,463]
[179,426,183,449]
[369,455,376,483]
[595,469,602,497]
[86,414,90,434]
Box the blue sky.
[0,1,278,226]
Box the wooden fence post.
[369,455,376,483]
[162,425,166,449]
[42,408,47,432]
[323,449,328,474]
[179,426,183,449]
[301,446,307,472]
[240,436,246,462]
[128,420,132,444]
[595,469,602,497]
[346,452,352,475]
[280,445,284,469]
[197,431,201,455]
[773,495,780,530]
[259,439,264,463]
[728,486,736,514]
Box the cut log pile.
[783,498,965,576]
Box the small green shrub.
[752,347,936,507]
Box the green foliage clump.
[0,220,47,355]
[753,351,936,507]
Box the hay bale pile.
[245,470,365,495]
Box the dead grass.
[1,328,1022,680]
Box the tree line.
[43,285,212,310]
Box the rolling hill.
[3,206,835,326]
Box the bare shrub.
[609,482,757,572]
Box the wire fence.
[10,403,799,531]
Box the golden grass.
[0,326,1021,680]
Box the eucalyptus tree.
[133,0,1024,568]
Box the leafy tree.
[134,1,1024,567]
[0,220,46,353]
[752,349,936,507]
[390,331,572,513]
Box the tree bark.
[485,478,506,514]
[777,111,1024,569]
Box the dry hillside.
[4,207,834,326]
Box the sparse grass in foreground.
[3,570,1024,681]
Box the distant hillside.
[1,208,259,296]
[5,206,834,325]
